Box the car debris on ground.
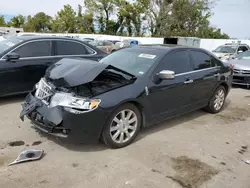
[8,149,44,166]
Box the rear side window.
[189,50,213,70]
[13,40,51,58]
[159,50,190,74]
[55,41,89,55]
[238,46,248,52]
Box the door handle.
[184,80,193,84]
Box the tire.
[101,103,141,149]
[205,85,226,114]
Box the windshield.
[237,50,250,60]
[213,45,237,53]
[0,36,22,54]
[100,49,162,76]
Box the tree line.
[0,0,229,39]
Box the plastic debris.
[8,149,44,166]
[241,159,250,165]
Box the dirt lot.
[0,88,250,188]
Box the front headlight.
[49,92,101,114]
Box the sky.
[0,0,250,39]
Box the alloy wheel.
[213,89,225,111]
[109,109,138,144]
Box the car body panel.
[20,46,232,144]
[228,59,250,86]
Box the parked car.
[20,45,232,148]
[88,40,116,54]
[0,35,107,97]
[212,43,250,62]
[108,40,121,44]
[226,50,250,87]
[114,39,140,52]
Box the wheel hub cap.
[110,109,138,144]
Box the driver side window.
[158,50,191,74]
[12,40,52,58]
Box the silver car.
[212,43,250,62]
[227,50,250,87]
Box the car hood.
[45,58,134,87]
[213,52,232,58]
[228,59,250,70]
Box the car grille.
[233,69,250,75]
[35,78,54,104]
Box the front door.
[147,49,194,121]
[0,40,53,96]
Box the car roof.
[135,44,201,51]
[10,35,82,41]
[120,44,207,56]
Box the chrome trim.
[1,39,97,60]
[175,66,219,77]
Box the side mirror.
[157,70,175,80]
[238,50,243,54]
[6,52,20,62]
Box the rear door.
[187,50,221,108]
[53,40,101,62]
[0,40,53,96]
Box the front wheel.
[101,103,141,149]
[205,85,226,114]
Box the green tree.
[145,0,173,37]
[23,13,52,32]
[0,15,6,26]
[76,5,94,33]
[85,0,115,34]
[8,14,25,28]
[23,15,34,32]
[52,4,77,33]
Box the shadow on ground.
[0,94,26,106]
[28,99,232,152]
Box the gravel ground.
[0,88,250,188]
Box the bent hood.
[45,58,134,87]
[213,52,232,59]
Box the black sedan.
[20,45,233,148]
[0,35,107,97]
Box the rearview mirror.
[6,52,20,62]
[157,70,175,80]
[238,50,243,53]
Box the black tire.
[101,103,141,149]
[205,85,226,114]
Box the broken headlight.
[49,93,101,114]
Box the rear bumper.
[20,93,109,144]
[232,74,250,86]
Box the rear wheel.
[206,85,226,114]
[102,103,141,149]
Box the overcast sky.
[1,0,250,39]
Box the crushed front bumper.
[20,93,108,144]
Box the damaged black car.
[20,46,232,148]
